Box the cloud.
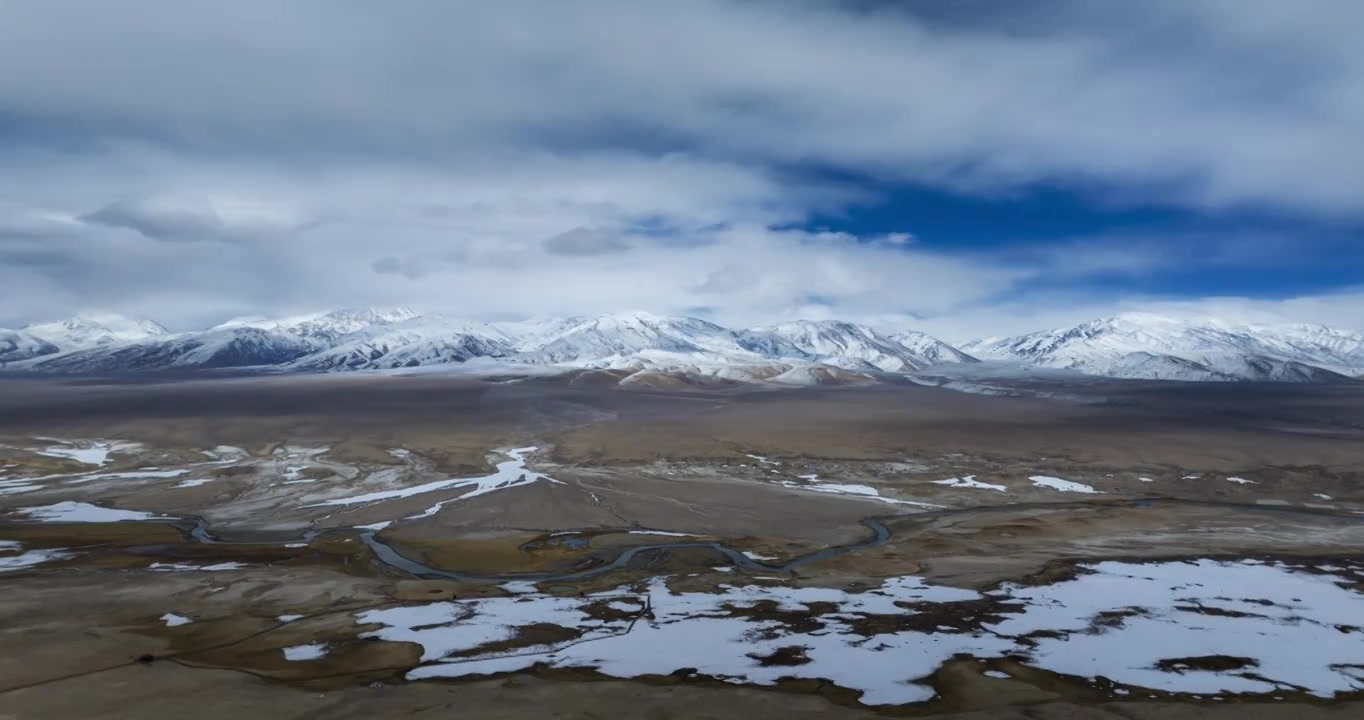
[1,1,1361,333]
[0,171,1030,330]
[543,227,630,256]
[0,203,87,241]
[2,1,1361,214]
[370,256,407,275]
[82,194,303,243]
[84,196,226,243]
[371,255,437,279]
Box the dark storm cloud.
[84,197,232,243]
[542,228,631,257]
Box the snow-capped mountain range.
[961,312,1364,383]
[0,310,973,385]
[2,309,1362,385]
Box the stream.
[177,516,891,582]
[166,496,1362,584]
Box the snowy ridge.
[283,315,513,372]
[213,307,419,342]
[741,320,934,372]
[1,309,972,384]
[519,312,743,364]
[961,313,1364,382]
[23,327,323,373]
[886,329,978,366]
[1,328,59,363]
[24,312,169,349]
[4,309,1362,385]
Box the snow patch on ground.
[278,614,304,623]
[0,545,75,573]
[1226,477,1257,485]
[282,643,329,661]
[932,476,1008,492]
[364,575,996,705]
[359,560,1363,704]
[278,445,329,458]
[627,530,700,538]
[990,559,1364,696]
[202,445,248,460]
[0,478,44,495]
[15,501,160,523]
[147,561,246,572]
[310,447,558,519]
[1028,476,1101,494]
[33,439,142,466]
[776,475,941,508]
[161,613,193,627]
[66,468,190,484]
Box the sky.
[2,0,1363,342]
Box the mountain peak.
[319,306,418,323]
[9,308,1354,385]
[23,311,169,349]
[251,307,423,341]
[1100,311,1188,327]
[745,319,933,372]
[964,313,1364,381]
[593,310,667,325]
[762,318,861,332]
[43,310,167,330]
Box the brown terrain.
[1,373,1361,718]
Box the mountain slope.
[283,315,512,371]
[26,327,322,373]
[963,313,1363,382]
[515,311,747,364]
[742,320,943,372]
[24,312,169,349]
[213,307,418,343]
[886,330,979,366]
[0,329,59,363]
[494,316,590,352]
[9,307,1352,386]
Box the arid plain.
[1,373,1362,719]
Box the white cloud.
[1,1,1361,333]
[0,157,1025,330]
[2,1,1360,213]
